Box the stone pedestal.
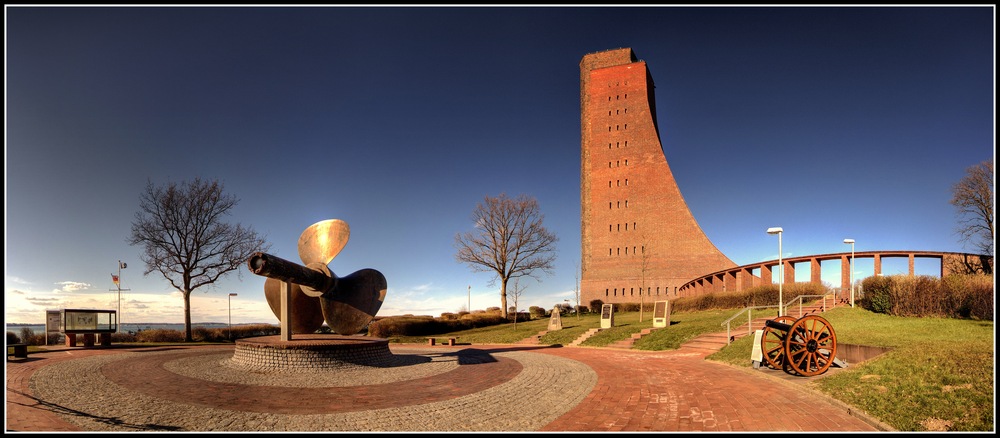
[231,334,393,370]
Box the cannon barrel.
[248,252,331,292]
[764,319,793,332]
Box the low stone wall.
[230,334,393,370]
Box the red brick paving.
[6,343,883,432]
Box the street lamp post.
[844,239,855,308]
[767,227,784,316]
[228,293,238,341]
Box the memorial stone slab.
[548,307,563,331]
[600,303,614,329]
[652,300,671,328]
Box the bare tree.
[454,193,558,318]
[639,237,650,322]
[128,178,271,342]
[509,278,524,329]
[574,260,581,320]
[950,160,994,256]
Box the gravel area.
[30,346,597,432]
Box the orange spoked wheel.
[761,315,797,370]
[784,314,837,377]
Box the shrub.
[619,302,639,312]
[589,299,604,311]
[368,313,508,338]
[7,331,20,344]
[859,275,893,314]
[528,306,546,318]
[577,305,589,314]
[136,329,185,343]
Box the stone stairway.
[515,330,548,345]
[677,300,831,356]
[608,327,662,349]
[568,328,602,347]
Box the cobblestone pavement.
[6,343,887,432]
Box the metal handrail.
[720,292,841,345]
[720,305,779,345]
[784,292,837,317]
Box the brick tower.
[580,48,735,306]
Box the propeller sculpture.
[247,219,386,339]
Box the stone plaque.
[548,307,563,331]
[600,303,614,329]
[652,300,671,328]
[751,329,764,368]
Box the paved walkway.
[5,341,888,432]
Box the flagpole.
[110,261,129,330]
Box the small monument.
[652,300,671,328]
[548,306,563,331]
[750,329,764,369]
[600,303,614,329]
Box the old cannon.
[760,314,838,377]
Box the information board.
[600,303,614,328]
[652,300,671,328]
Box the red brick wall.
[580,48,735,306]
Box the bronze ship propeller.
[248,219,387,336]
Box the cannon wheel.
[784,314,837,377]
[761,315,797,370]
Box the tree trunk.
[183,290,193,342]
[500,278,509,318]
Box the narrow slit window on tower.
[617,224,620,231]
[625,179,628,186]
[625,159,628,166]
[609,224,612,232]
[605,289,609,297]
[624,124,627,130]
[625,200,628,208]
[625,247,628,255]
[609,143,612,149]
[625,223,628,230]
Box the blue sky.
[5,6,994,325]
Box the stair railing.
[720,305,779,345]
[784,293,834,318]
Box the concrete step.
[568,328,602,347]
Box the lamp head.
[767,227,783,235]
[229,293,238,297]
[843,239,855,244]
